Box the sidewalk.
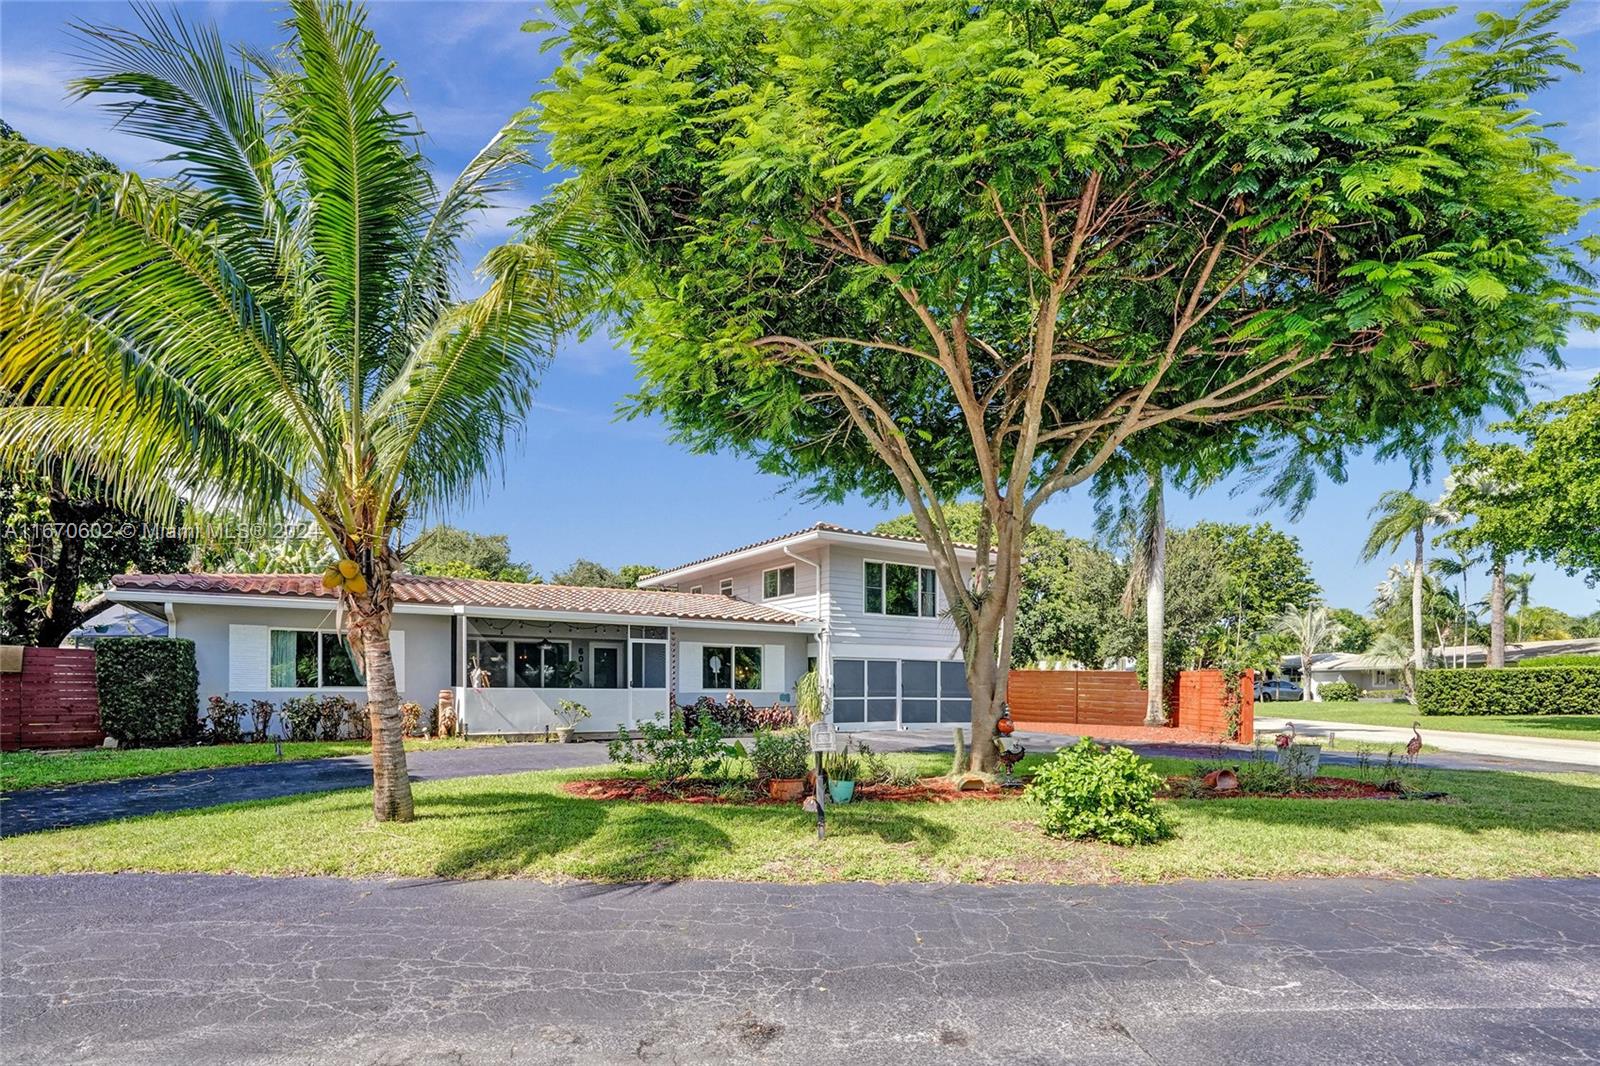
[1255,715,1600,770]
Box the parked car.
[1255,678,1304,702]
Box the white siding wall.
[825,544,962,652]
[682,554,820,618]
[675,626,810,707]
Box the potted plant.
[752,728,809,801]
[823,743,859,804]
[554,698,591,742]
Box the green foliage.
[749,728,810,780]
[1025,738,1172,846]
[554,699,592,729]
[549,558,658,588]
[1512,654,1600,668]
[280,694,364,741]
[409,526,534,583]
[1319,681,1360,702]
[203,695,246,745]
[94,638,198,746]
[1327,608,1374,653]
[1417,668,1600,716]
[607,715,738,783]
[794,669,823,725]
[821,741,860,783]
[1188,523,1320,651]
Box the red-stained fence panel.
[0,648,103,751]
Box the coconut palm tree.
[1274,604,1346,701]
[1428,551,1477,667]
[1364,631,1416,700]
[1361,490,1452,692]
[0,1,573,821]
[1118,466,1166,725]
[1505,571,1536,641]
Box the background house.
[1284,637,1600,696]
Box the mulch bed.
[1160,774,1402,800]
[562,776,1018,806]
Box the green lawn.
[3,752,1595,884]
[1265,700,1600,742]
[0,738,474,793]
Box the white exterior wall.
[823,544,963,654]
[674,626,811,707]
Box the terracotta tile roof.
[109,573,815,626]
[648,521,978,578]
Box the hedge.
[1317,681,1359,702]
[1416,666,1600,717]
[1511,654,1600,669]
[95,638,200,745]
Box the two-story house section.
[638,522,983,731]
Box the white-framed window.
[762,565,795,599]
[270,629,364,688]
[702,644,763,690]
[863,560,938,617]
[469,638,573,688]
[719,578,735,597]
[689,585,703,595]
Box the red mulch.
[1161,774,1396,800]
[1017,721,1227,746]
[562,776,1015,806]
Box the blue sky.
[2,0,1597,617]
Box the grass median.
[3,752,1595,884]
[1262,700,1600,742]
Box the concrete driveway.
[2,873,1595,1065]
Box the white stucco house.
[1283,637,1600,695]
[105,523,982,736]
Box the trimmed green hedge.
[1417,667,1600,717]
[95,638,199,745]
[1317,681,1359,702]
[1511,654,1600,669]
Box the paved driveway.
[2,874,1596,1064]
[1255,715,1600,770]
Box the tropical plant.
[1506,572,1537,641]
[749,728,810,781]
[1361,491,1455,689]
[533,0,1592,770]
[1025,738,1171,846]
[1118,467,1168,725]
[1274,605,1346,701]
[1364,632,1417,701]
[407,525,535,583]
[0,2,573,820]
[793,669,823,726]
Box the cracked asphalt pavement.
[2,874,1596,1064]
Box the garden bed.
[1160,774,1433,801]
[563,775,1014,805]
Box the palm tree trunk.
[1143,471,1168,726]
[1410,525,1425,696]
[1489,559,1506,668]
[349,603,414,823]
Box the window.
[702,645,763,690]
[468,639,509,688]
[863,560,939,617]
[719,578,734,597]
[631,641,667,688]
[762,565,795,599]
[689,585,703,595]
[270,629,364,688]
[512,640,571,688]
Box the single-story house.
[1283,637,1600,694]
[105,523,983,736]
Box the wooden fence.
[1006,667,1254,740]
[0,647,103,751]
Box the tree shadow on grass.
[428,791,611,878]
[561,806,735,881]
[843,805,959,851]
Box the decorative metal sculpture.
[994,735,1026,788]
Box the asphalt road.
[2,874,1596,1064]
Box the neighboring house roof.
[1284,637,1600,672]
[63,603,168,644]
[109,573,817,627]
[640,521,983,587]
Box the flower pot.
[554,726,574,744]
[767,777,805,802]
[828,779,856,804]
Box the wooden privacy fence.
[1006,667,1254,740]
[0,647,104,751]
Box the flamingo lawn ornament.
[1275,722,1296,750]
[1407,722,1423,758]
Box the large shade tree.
[536,0,1592,768]
[0,1,571,820]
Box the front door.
[591,644,622,689]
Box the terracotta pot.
[767,777,805,802]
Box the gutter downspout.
[783,544,827,717]
[163,601,177,640]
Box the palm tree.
[1361,490,1452,693]
[1118,466,1166,725]
[0,2,572,821]
[1364,631,1416,700]
[1487,556,1507,667]
[1505,571,1536,642]
[1274,604,1346,701]
[1428,551,1477,667]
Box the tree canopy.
[409,525,536,583]
[549,559,660,588]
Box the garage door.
[831,658,970,730]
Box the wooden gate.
[1006,670,1147,727]
[0,647,103,751]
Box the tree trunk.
[349,604,414,823]
[1489,559,1506,669]
[1143,471,1168,726]
[965,623,1002,773]
[1301,635,1313,701]
[1410,526,1425,700]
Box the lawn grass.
[3,752,1595,884]
[1263,700,1600,742]
[0,738,474,793]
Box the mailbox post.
[809,722,838,840]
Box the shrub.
[1511,654,1600,669]
[679,695,796,732]
[281,695,323,741]
[401,702,425,737]
[95,638,199,746]
[1318,681,1359,702]
[750,728,809,780]
[749,704,796,730]
[246,699,277,742]
[1361,688,1406,701]
[204,695,246,744]
[855,742,893,785]
[1417,667,1600,716]
[1025,738,1172,846]
[608,715,737,783]
[328,695,365,740]
[555,699,592,730]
